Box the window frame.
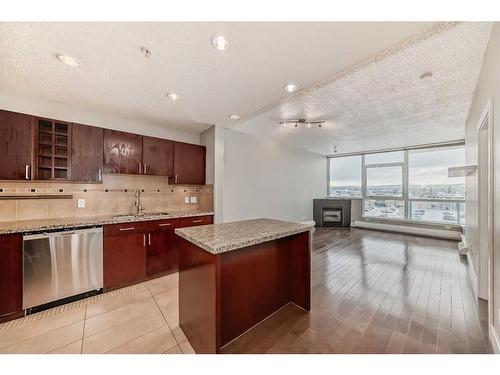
[327,142,465,226]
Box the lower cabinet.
[103,233,147,289]
[103,215,212,290]
[0,234,23,321]
[146,230,178,276]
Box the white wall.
[0,90,200,144]
[200,125,224,223]
[223,128,326,223]
[464,23,499,351]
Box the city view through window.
[328,146,466,224]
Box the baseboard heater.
[351,220,461,240]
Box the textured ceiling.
[235,22,493,155]
[0,22,437,133]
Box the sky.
[329,147,465,186]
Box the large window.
[327,144,466,225]
[328,155,362,198]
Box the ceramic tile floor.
[0,273,196,354]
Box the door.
[71,123,104,182]
[143,136,174,177]
[0,110,34,180]
[146,230,178,276]
[173,142,206,184]
[103,129,143,174]
[104,233,146,289]
[0,234,22,318]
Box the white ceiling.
[0,22,438,134]
[235,22,493,155]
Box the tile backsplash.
[0,174,213,222]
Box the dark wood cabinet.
[0,234,23,321]
[103,129,143,175]
[173,142,206,185]
[146,219,180,276]
[0,109,207,183]
[179,215,213,227]
[143,136,174,177]
[103,233,147,289]
[34,118,72,180]
[103,215,212,290]
[71,123,104,182]
[147,231,178,275]
[0,110,34,180]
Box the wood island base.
[178,231,311,354]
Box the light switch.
[77,199,86,208]
[184,197,190,204]
[190,196,197,204]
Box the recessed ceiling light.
[229,114,240,120]
[283,84,298,93]
[420,71,433,80]
[56,54,82,67]
[211,35,229,51]
[167,93,179,101]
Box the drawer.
[104,218,181,237]
[104,222,149,237]
[154,218,180,231]
[179,215,213,228]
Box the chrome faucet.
[134,189,145,215]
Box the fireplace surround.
[313,199,352,227]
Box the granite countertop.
[175,218,313,255]
[0,210,214,235]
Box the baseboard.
[490,325,500,353]
[351,220,461,240]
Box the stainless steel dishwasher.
[23,226,103,311]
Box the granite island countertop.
[0,210,214,235]
[175,218,313,255]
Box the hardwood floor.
[221,228,489,354]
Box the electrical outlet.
[77,199,86,208]
[184,197,190,204]
[190,196,197,204]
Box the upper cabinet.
[34,118,72,180]
[173,142,206,185]
[0,109,206,184]
[0,110,34,180]
[143,136,174,177]
[71,123,104,183]
[103,129,143,175]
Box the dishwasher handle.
[23,227,103,241]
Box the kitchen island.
[175,218,313,353]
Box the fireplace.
[322,207,343,227]
[313,199,352,227]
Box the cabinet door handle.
[175,173,178,184]
[25,165,30,180]
[144,163,147,174]
[119,227,135,231]
[148,233,151,246]
[98,169,102,182]
[143,234,146,247]
[138,163,142,174]
[192,219,203,223]
[159,223,171,227]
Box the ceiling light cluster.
[279,119,324,129]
